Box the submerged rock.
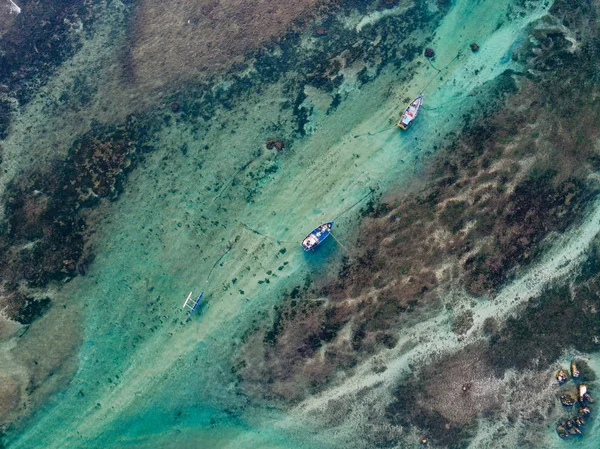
[266,138,285,151]
[470,43,479,52]
[313,26,328,37]
[424,48,435,58]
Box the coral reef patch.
[0,120,144,321]
[1,0,600,447]
[386,345,497,448]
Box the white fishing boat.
[398,95,424,130]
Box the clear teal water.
[4,0,599,448]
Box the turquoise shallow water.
[2,0,599,447]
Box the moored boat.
[398,95,424,130]
[183,291,204,316]
[571,362,580,379]
[302,222,334,251]
[556,369,568,384]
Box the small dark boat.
[398,95,424,130]
[301,222,334,251]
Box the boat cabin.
[302,222,334,251]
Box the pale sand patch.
[355,2,409,32]
[0,340,28,428]
[0,291,83,432]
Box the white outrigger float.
[397,95,424,130]
[183,291,204,316]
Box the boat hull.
[302,222,334,251]
[398,95,424,130]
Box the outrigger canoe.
[301,222,334,251]
[182,291,204,316]
[397,95,424,130]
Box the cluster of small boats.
[555,362,595,439]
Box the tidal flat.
[0,0,599,448]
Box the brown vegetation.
[125,0,338,92]
[265,138,285,151]
[237,2,600,409]
[387,344,501,448]
[0,123,140,321]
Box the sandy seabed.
[2,0,599,448]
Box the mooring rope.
[353,127,392,139]
[239,221,295,244]
[206,239,238,283]
[353,51,464,138]
[329,232,351,254]
[420,50,463,95]
[237,186,376,248]
[209,160,253,205]
[333,187,377,221]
